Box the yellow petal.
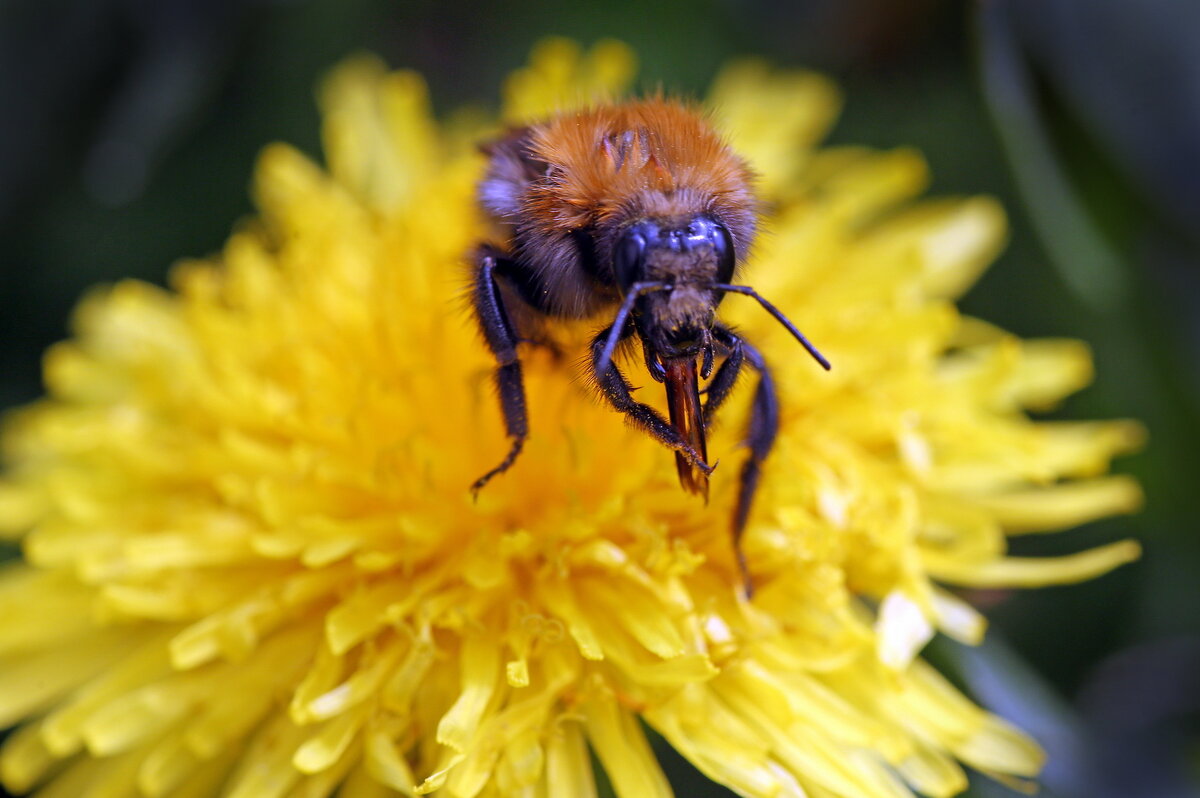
[496,727,544,792]
[136,732,197,797]
[896,744,968,798]
[583,696,673,798]
[910,197,1007,300]
[381,633,436,716]
[647,684,788,798]
[82,681,195,757]
[364,724,417,795]
[545,720,598,798]
[339,763,409,798]
[1007,339,1094,411]
[953,714,1044,778]
[974,476,1144,534]
[502,38,635,123]
[222,713,306,798]
[0,482,44,538]
[0,721,56,793]
[925,539,1141,588]
[436,635,501,753]
[930,588,987,645]
[876,590,934,670]
[294,703,371,774]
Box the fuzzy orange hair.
[522,99,756,243]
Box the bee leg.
[470,250,530,495]
[641,338,667,383]
[590,324,714,474]
[701,332,744,428]
[712,326,778,595]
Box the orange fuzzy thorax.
[522,99,757,239]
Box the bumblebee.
[469,98,829,585]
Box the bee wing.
[663,356,709,500]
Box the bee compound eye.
[613,228,647,293]
[712,221,736,284]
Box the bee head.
[613,215,735,356]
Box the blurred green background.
[1,0,1197,796]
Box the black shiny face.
[610,215,735,357]
[612,215,735,293]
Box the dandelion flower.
[0,39,1144,798]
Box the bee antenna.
[597,282,670,375]
[713,284,831,371]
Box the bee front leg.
[590,324,714,474]
[701,331,744,428]
[470,250,530,495]
[712,325,779,592]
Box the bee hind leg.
[470,250,530,496]
[590,324,714,474]
[711,325,779,595]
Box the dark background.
[1,1,1198,796]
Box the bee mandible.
[469,98,830,587]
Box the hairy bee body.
[469,98,828,591]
